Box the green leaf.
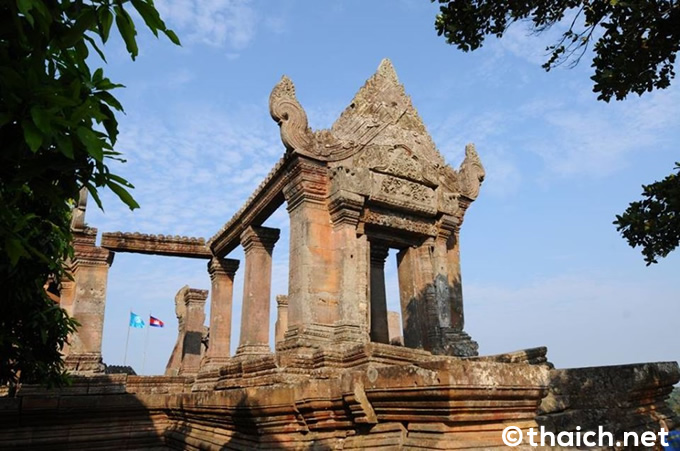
[99,104,119,144]
[55,135,74,159]
[84,35,107,62]
[115,6,139,60]
[98,7,114,43]
[75,39,89,61]
[22,119,42,152]
[16,0,34,26]
[96,91,124,112]
[93,68,104,83]
[96,78,125,90]
[5,237,29,266]
[86,183,104,210]
[30,107,50,135]
[107,180,140,210]
[107,173,135,188]
[63,8,97,48]
[76,126,104,161]
[131,0,163,36]
[164,29,181,46]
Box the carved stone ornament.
[70,187,88,231]
[458,143,485,200]
[269,76,316,155]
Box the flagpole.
[123,309,131,365]
[141,311,150,374]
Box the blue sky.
[86,0,680,375]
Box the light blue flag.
[129,312,145,328]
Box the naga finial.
[269,76,315,153]
[70,186,88,231]
[458,143,485,200]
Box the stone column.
[387,311,403,345]
[59,278,76,317]
[236,225,280,356]
[283,157,340,347]
[329,190,370,344]
[275,295,289,345]
[178,288,208,376]
[58,275,76,357]
[396,242,435,351]
[66,228,113,373]
[440,227,478,356]
[369,242,390,344]
[165,287,188,376]
[202,257,240,370]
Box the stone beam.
[208,157,288,257]
[100,232,211,259]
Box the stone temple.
[1,60,677,449]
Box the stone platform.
[1,346,678,450]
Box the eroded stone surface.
[101,231,211,259]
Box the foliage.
[614,164,680,265]
[432,0,680,102]
[0,0,179,388]
[432,1,679,264]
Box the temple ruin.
[1,60,677,449]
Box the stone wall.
[2,358,678,450]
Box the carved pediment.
[268,59,448,167]
[330,59,445,168]
[356,144,439,187]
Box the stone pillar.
[165,287,188,376]
[66,228,113,373]
[178,288,208,376]
[59,279,76,317]
[369,242,390,344]
[329,190,370,343]
[396,242,435,351]
[236,225,280,356]
[59,276,76,357]
[387,311,403,345]
[275,295,289,345]
[396,216,478,357]
[282,157,340,347]
[439,227,478,356]
[202,257,239,370]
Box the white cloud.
[524,86,680,178]
[88,102,284,239]
[156,0,257,49]
[432,111,522,197]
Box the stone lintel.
[100,232,211,259]
[240,225,280,253]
